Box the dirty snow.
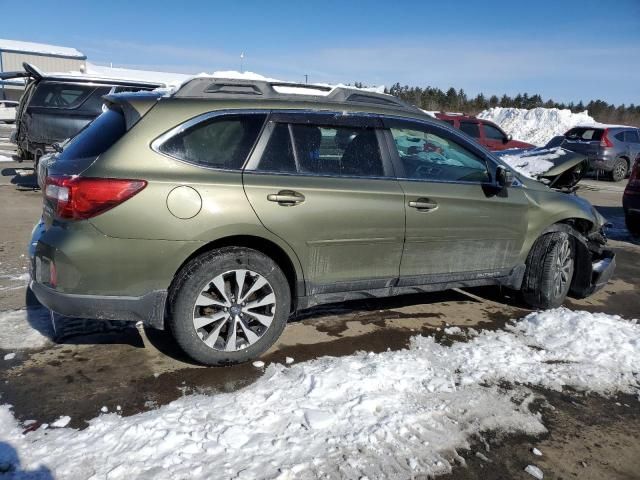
[0,154,15,162]
[479,107,597,146]
[0,308,638,479]
[0,307,53,350]
[498,147,565,178]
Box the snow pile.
[499,147,565,178]
[0,308,638,479]
[0,307,53,350]
[478,107,596,146]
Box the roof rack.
[173,77,420,112]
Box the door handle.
[267,190,305,206]
[408,198,438,211]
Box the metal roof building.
[0,39,86,100]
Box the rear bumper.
[30,279,167,329]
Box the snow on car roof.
[0,38,85,58]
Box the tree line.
[354,82,640,127]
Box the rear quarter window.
[158,114,267,169]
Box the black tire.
[610,159,628,182]
[168,247,291,366]
[626,214,640,237]
[521,232,575,309]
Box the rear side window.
[159,114,267,169]
[625,130,640,143]
[460,121,480,138]
[565,128,604,141]
[30,83,95,109]
[257,122,384,177]
[57,108,126,161]
[483,123,506,141]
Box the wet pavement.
[1,157,638,478]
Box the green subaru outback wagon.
[30,79,615,365]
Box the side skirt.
[296,265,525,310]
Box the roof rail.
[173,77,419,112]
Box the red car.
[623,158,640,236]
[435,113,534,151]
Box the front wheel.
[168,247,291,366]
[522,232,575,309]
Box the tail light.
[45,175,147,220]
[600,129,613,148]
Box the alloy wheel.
[192,269,276,352]
[553,238,573,297]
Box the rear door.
[243,112,405,295]
[382,118,529,285]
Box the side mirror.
[503,134,512,144]
[496,165,514,188]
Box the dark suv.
[563,126,640,182]
[29,79,614,365]
[434,113,534,151]
[1,63,163,161]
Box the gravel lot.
[0,123,638,478]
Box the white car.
[0,100,18,123]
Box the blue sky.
[2,0,639,105]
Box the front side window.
[390,126,490,183]
[460,121,480,138]
[257,122,384,177]
[159,114,267,169]
[483,123,506,141]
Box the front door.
[482,122,510,151]
[243,112,406,295]
[383,119,529,286]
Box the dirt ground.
[0,142,638,479]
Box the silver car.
[563,126,640,182]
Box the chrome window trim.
[150,109,270,172]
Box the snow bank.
[478,107,596,146]
[499,147,565,178]
[0,307,53,350]
[0,308,638,479]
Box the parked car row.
[432,112,639,183]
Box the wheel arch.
[529,219,595,298]
[169,234,304,313]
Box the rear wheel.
[168,247,290,366]
[522,232,575,309]
[611,159,628,182]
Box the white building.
[0,39,86,100]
